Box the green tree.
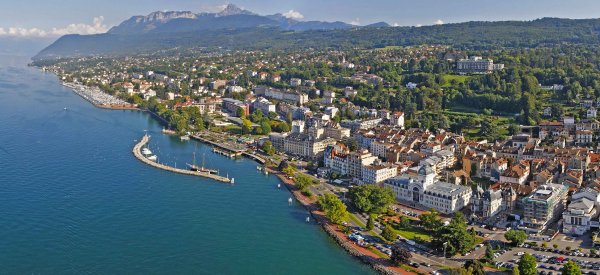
[250,109,264,123]
[317,193,349,225]
[505,230,527,246]
[366,215,375,230]
[262,140,275,155]
[518,253,537,275]
[478,118,500,141]
[381,224,398,242]
[508,124,520,136]
[484,243,495,263]
[512,266,520,275]
[260,119,272,135]
[399,216,411,228]
[236,107,246,118]
[391,245,411,266]
[464,260,485,275]
[433,212,475,256]
[561,260,582,275]
[348,184,395,214]
[419,209,443,231]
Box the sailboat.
[187,152,218,174]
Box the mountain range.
[106,4,362,35]
[33,5,600,61]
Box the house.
[471,187,503,219]
[290,78,302,87]
[543,107,552,117]
[588,107,598,119]
[406,82,418,89]
[361,161,398,184]
[389,112,405,128]
[344,86,358,97]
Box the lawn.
[442,74,471,87]
[394,226,433,242]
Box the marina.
[132,134,232,183]
[62,82,136,109]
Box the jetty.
[132,134,232,183]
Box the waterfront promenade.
[132,134,232,183]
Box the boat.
[147,155,158,161]
[180,135,190,141]
[277,183,281,188]
[230,178,235,184]
[142,148,153,156]
[256,166,262,171]
[187,152,218,174]
[63,107,68,110]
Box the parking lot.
[495,247,600,274]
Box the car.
[422,262,431,267]
[518,251,525,256]
[411,262,420,268]
[539,271,547,275]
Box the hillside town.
[37,44,600,274]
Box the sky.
[1,0,600,38]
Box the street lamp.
[443,242,448,265]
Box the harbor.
[132,134,233,183]
[62,82,138,110]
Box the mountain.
[365,22,391,28]
[34,17,600,61]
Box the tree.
[399,216,411,228]
[553,244,559,249]
[348,184,395,214]
[464,260,485,275]
[381,224,398,242]
[317,193,349,225]
[262,140,275,156]
[366,215,375,230]
[561,260,582,275]
[260,119,272,135]
[391,245,412,266]
[433,212,475,256]
[419,209,443,231]
[505,230,527,246]
[508,124,520,136]
[518,253,537,275]
[512,267,520,275]
[483,243,495,263]
[478,118,500,141]
[241,118,253,135]
[250,109,264,123]
[236,107,246,118]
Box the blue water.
[0,55,374,274]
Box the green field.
[442,74,471,87]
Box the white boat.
[147,155,158,161]
[180,135,190,141]
[230,178,235,184]
[142,148,153,156]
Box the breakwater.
[132,134,232,183]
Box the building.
[361,162,398,184]
[471,187,503,219]
[222,98,249,116]
[384,166,472,214]
[576,130,593,145]
[340,118,382,131]
[389,112,405,128]
[254,86,309,105]
[290,78,302,87]
[347,149,378,179]
[252,97,276,115]
[521,184,568,232]
[563,188,600,236]
[323,143,350,176]
[344,86,358,97]
[283,133,336,159]
[406,82,418,89]
[457,56,504,74]
[210,79,227,90]
[269,132,288,152]
[589,107,598,119]
[323,90,336,105]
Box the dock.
[132,134,232,183]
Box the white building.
[384,166,472,214]
[588,107,598,119]
[563,188,600,236]
[406,82,418,89]
[252,97,276,115]
[576,130,593,145]
[389,112,405,128]
[361,162,398,184]
[471,187,503,219]
[290,78,302,87]
[521,184,568,232]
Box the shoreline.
[267,167,407,275]
[58,76,407,274]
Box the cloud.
[393,22,400,27]
[0,16,108,37]
[435,19,444,25]
[350,18,360,25]
[416,24,423,27]
[282,10,304,20]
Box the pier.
[132,134,232,183]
